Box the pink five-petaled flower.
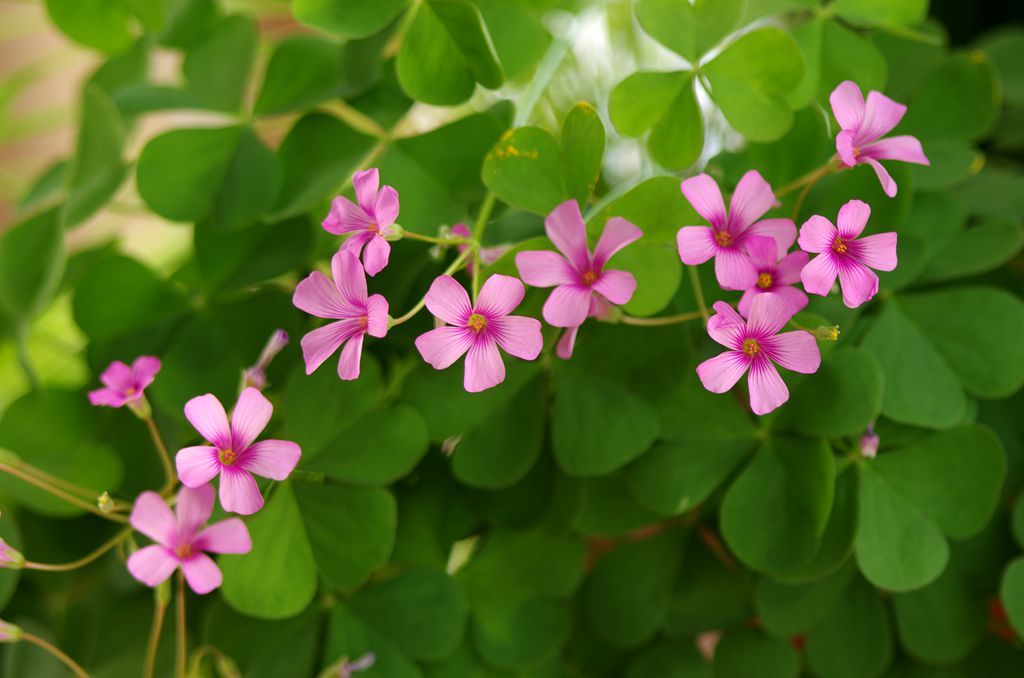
[127,485,251,595]
[677,171,797,290]
[293,250,389,381]
[830,80,929,198]
[737,236,809,319]
[176,388,301,515]
[323,168,399,276]
[415,274,542,393]
[696,295,821,416]
[798,199,897,309]
[88,356,161,409]
[515,199,642,329]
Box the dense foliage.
[1,0,1024,676]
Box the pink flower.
[677,171,797,290]
[323,169,399,276]
[451,223,509,274]
[175,388,301,515]
[737,236,809,319]
[88,356,161,409]
[127,485,251,594]
[516,200,642,328]
[554,295,613,360]
[696,295,821,415]
[830,81,929,198]
[242,329,289,390]
[861,425,879,459]
[293,250,388,381]
[414,274,542,393]
[0,538,23,569]
[798,199,897,309]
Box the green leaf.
[665,544,752,636]
[899,287,1024,399]
[45,0,134,54]
[635,0,743,62]
[348,567,468,661]
[704,28,805,141]
[221,483,318,619]
[831,0,927,27]
[788,18,888,108]
[254,36,349,115]
[720,436,835,574]
[805,577,893,678]
[714,628,799,678]
[72,255,188,342]
[293,480,396,589]
[181,15,257,112]
[854,463,949,592]
[473,0,550,80]
[482,126,568,214]
[305,406,429,485]
[0,210,65,323]
[902,53,1000,142]
[920,218,1024,283]
[195,215,313,294]
[552,364,660,476]
[294,0,410,39]
[980,27,1024,106]
[63,85,127,227]
[894,567,987,663]
[1000,557,1024,639]
[560,102,605,207]
[609,71,703,170]
[627,641,710,678]
[776,347,884,438]
[756,562,858,637]
[397,0,503,105]
[583,533,682,648]
[861,301,967,429]
[137,126,280,228]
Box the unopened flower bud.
[860,426,879,459]
[215,653,242,678]
[341,653,376,677]
[814,325,840,341]
[127,395,152,420]
[98,491,114,513]
[384,224,405,242]
[0,539,24,569]
[0,619,23,642]
[441,436,462,457]
[243,329,290,390]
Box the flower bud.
[814,325,840,341]
[860,427,879,459]
[98,491,115,514]
[384,224,405,242]
[0,539,24,569]
[215,652,242,678]
[341,653,376,677]
[0,619,22,642]
[243,329,290,390]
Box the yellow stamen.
[176,544,192,559]
[832,237,848,254]
[582,270,598,286]
[714,230,732,247]
[219,448,238,465]
[467,314,488,333]
[743,338,760,357]
[756,272,773,289]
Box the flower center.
[368,222,380,234]
[357,315,369,329]
[743,338,761,357]
[714,230,732,247]
[467,313,488,333]
[756,272,773,289]
[582,270,598,286]
[176,543,193,559]
[832,237,848,254]
[219,448,238,465]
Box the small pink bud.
[0,539,24,569]
[340,653,376,677]
[243,329,290,390]
[861,427,879,459]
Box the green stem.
[144,416,176,497]
[391,247,475,327]
[24,527,132,572]
[775,159,835,197]
[0,463,129,523]
[176,571,186,678]
[619,310,703,326]
[21,633,89,678]
[402,231,468,246]
[143,598,167,678]
[15,461,99,502]
[687,266,709,324]
[471,192,497,303]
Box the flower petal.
[797,215,837,254]
[697,351,749,394]
[837,260,879,308]
[748,359,789,415]
[861,135,929,165]
[331,250,368,305]
[545,200,591,272]
[300,321,361,375]
[836,129,858,167]
[185,394,231,449]
[863,158,897,198]
[181,553,223,595]
[231,387,272,451]
[323,197,372,234]
[800,253,839,297]
[415,326,473,370]
[556,326,579,360]
[195,518,252,555]
[366,295,389,338]
[374,185,400,226]
[89,387,128,408]
[424,275,472,325]
[130,491,176,546]
[218,468,264,515]
[476,274,525,318]
[743,235,779,270]
[762,331,820,374]
[680,174,727,228]
[516,250,577,287]
[592,217,642,270]
[746,292,795,338]
[858,90,907,144]
[836,199,871,239]
[772,285,809,316]
[829,81,865,131]
[175,446,221,489]
[127,545,179,588]
[737,288,759,319]
[851,232,898,271]
[729,170,775,233]
[176,484,216,540]
[132,356,162,390]
[362,235,391,277]
[707,301,746,350]
[338,333,364,380]
[239,440,301,481]
[99,360,134,392]
[745,218,796,257]
[714,247,758,291]
[464,339,505,393]
[542,284,592,327]
[293,271,354,320]
[774,250,809,285]
[677,226,717,265]
[490,315,543,361]
[353,168,380,213]
[592,269,637,305]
